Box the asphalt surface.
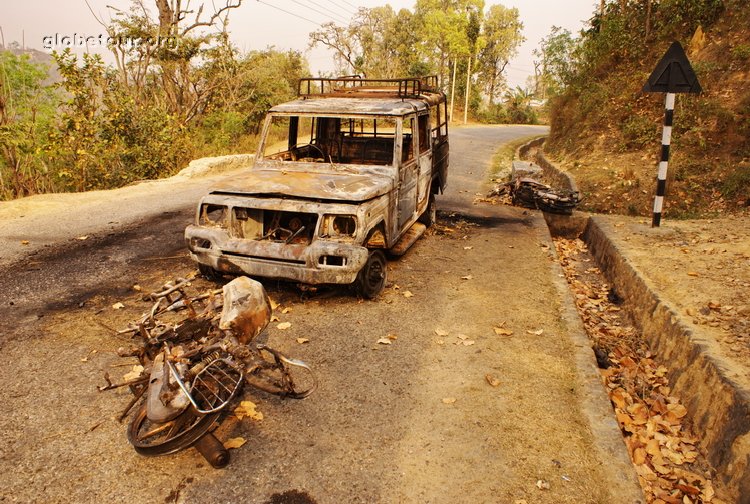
[0,125,643,503]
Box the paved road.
[0,125,642,503]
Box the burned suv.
[185,77,449,298]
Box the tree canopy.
[309,0,523,101]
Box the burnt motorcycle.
[100,276,316,467]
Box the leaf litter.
[554,237,725,503]
[234,400,263,421]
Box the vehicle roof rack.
[298,76,440,99]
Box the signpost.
[642,41,702,227]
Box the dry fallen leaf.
[435,328,449,337]
[403,291,414,298]
[122,365,144,382]
[461,275,473,280]
[536,480,550,490]
[442,397,456,404]
[687,271,700,277]
[271,315,280,322]
[377,338,392,345]
[282,307,292,314]
[20,240,30,245]
[112,302,125,310]
[667,403,688,419]
[276,322,292,330]
[676,483,701,496]
[132,284,142,292]
[485,374,501,387]
[269,298,279,310]
[633,447,646,465]
[234,401,264,422]
[76,235,89,241]
[526,329,544,335]
[653,464,671,476]
[493,327,513,336]
[223,437,247,449]
[296,338,309,344]
[463,246,473,250]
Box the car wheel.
[355,250,387,299]
[418,194,436,227]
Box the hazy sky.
[1,0,597,87]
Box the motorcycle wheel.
[245,346,317,399]
[127,403,221,456]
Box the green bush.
[721,166,750,199]
[477,103,511,124]
[621,115,657,150]
[731,44,750,60]
[657,0,725,33]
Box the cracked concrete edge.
[535,213,646,503]
[584,216,750,503]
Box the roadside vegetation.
[0,0,307,200]
[534,0,750,218]
[0,0,531,201]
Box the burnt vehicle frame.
[186,76,449,297]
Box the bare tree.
[100,0,243,122]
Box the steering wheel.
[304,143,329,162]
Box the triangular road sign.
[643,41,702,94]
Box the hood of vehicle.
[211,166,394,202]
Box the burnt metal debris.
[509,177,580,215]
[99,276,316,468]
[492,177,580,215]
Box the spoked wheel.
[355,250,387,299]
[127,403,221,456]
[244,345,317,399]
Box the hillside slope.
[545,0,750,218]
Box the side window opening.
[418,114,430,153]
[430,104,448,142]
[402,117,415,163]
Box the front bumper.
[185,224,369,285]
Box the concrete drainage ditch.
[550,212,749,503]
[523,132,749,502]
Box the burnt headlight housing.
[199,204,228,228]
[320,214,357,238]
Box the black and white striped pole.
[653,92,675,227]
[642,41,701,227]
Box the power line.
[290,0,348,24]
[327,0,360,14]
[300,0,353,22]
[255,0,321,26]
